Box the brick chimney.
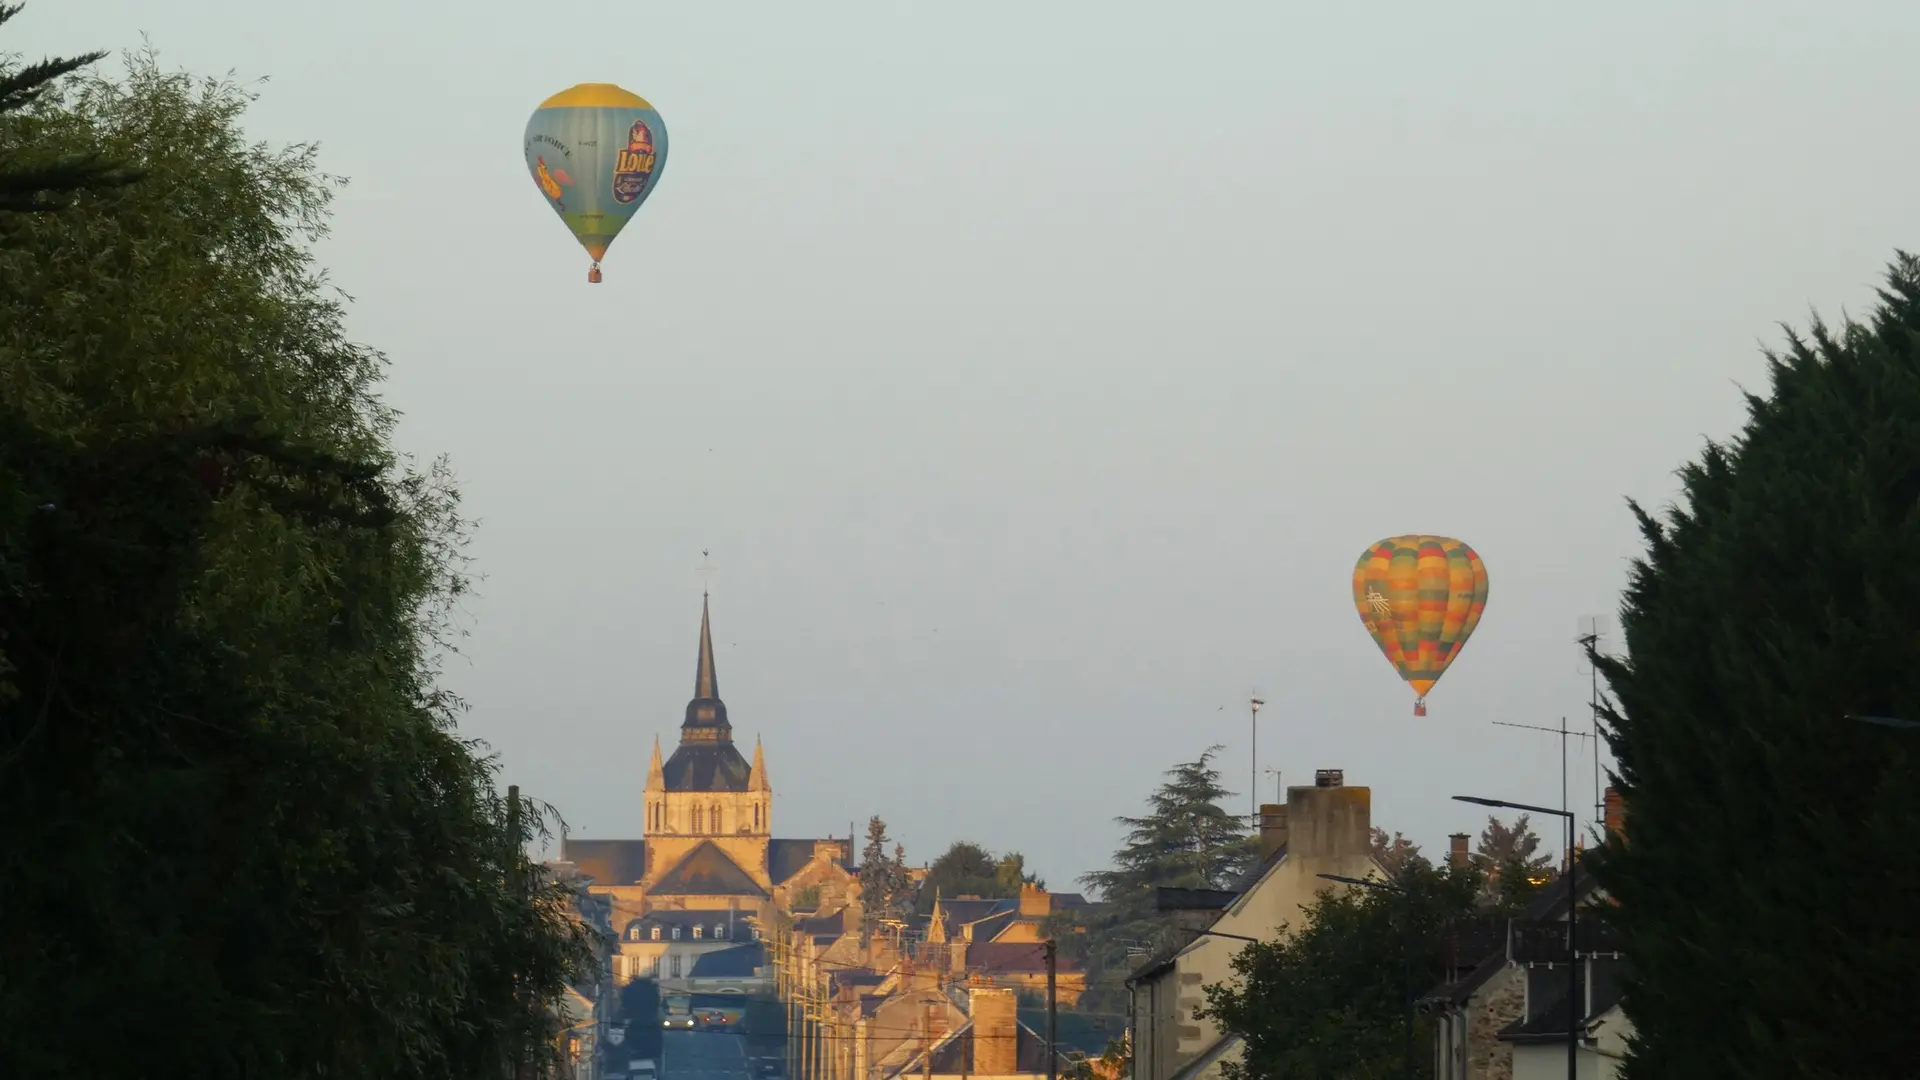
[1259,804,1289,858]
[1604,787,1627,841]
[1018,882,1050,918]
[1448,833,1470,870]
[970,986,1019,1075]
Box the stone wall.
[1467,965,1524,1080]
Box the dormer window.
[693,925,703,939]
[716,924,728,939]
[651,926,661,941]
[628,926,641,942]
[672,927,682,940]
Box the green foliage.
[1474,814,1555,913]
[0,4,140,218]
[1074,746,1254,1010]
[740,994,788,1055]
[1368,827,1429,881]
[0,47,590,1079]
[915,841,1042,913]
[996,850,1043,892]
[858,815,912,936]
[917,840,1000,911]
[791,884,822,912]
[1199,861,1483,1080]
[1590,253,1920,1079]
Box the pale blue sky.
[16,1,1919,886]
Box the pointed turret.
[927,890,948,944]
[748,735,770,792]
[646,734,665,791]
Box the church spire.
[646,734,665,791]
[749,735,769,792]
[695,592,719,701]
[682,593,731,738]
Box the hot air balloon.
[1351,535,1490,716]
[523,83,669,283]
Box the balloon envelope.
[523,83,669,280]
[1351,535,1490,716]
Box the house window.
[672,927,682,940]
[716,924,728,939]
[651,926,661,941]
[650,955,660,976]
[693,925,703,939]
[751,927,760,941]
[671,954,682,978]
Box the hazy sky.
[17,1,1920,888]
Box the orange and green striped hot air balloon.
[1352,535,1490,716]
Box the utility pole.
[1045,938,1059,1080]
[1248,697,1265,829]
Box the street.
[663,1029,751,1080]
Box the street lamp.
[1454,795,1578,1080]
[1318,873,1415,1080]
[1849,714,1920,731]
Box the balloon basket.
[1413,698,1427,717]
[587,263,603,284]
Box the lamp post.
[1849,714,1920,731]
[1318,873,1414,1080]
[1455,795,1578,1080]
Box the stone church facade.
[561,596,857,983]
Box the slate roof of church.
[650,839,769,897]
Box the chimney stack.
[1604,787,1627,841]
[1018,883,1051,918]
[970,986,1018,1075]
[1286,769,1370,861]
[1448,833,1470,870]
[1259,804,1289,858]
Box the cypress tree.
[1591,253,1920,1078]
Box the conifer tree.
[1074,747,1254,1008]
[1591,253,1920,1078]
[0,4,138,217]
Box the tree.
[913,841,1044,913]
[1474,814,1554,912]
[1589,253,1920,1078]
[996,850,1043,892]
[1075,746,1254,1010]
[858,815,912,936]
[0,49,589,1078]
[1200,861,1483,1080]
[0,4,138,217]
[916,840,1000,911]
[1369,827,1430,881]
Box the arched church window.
[710,804,722,832]
[692,806,704,833]
[651,926,661,941]
[693,925,702,939]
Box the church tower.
[642,595,771,846]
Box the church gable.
[651,840,769,898]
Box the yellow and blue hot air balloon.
[523,83,669,283]
[1351,535,1490,716]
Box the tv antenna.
[1578,615,1610,834]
